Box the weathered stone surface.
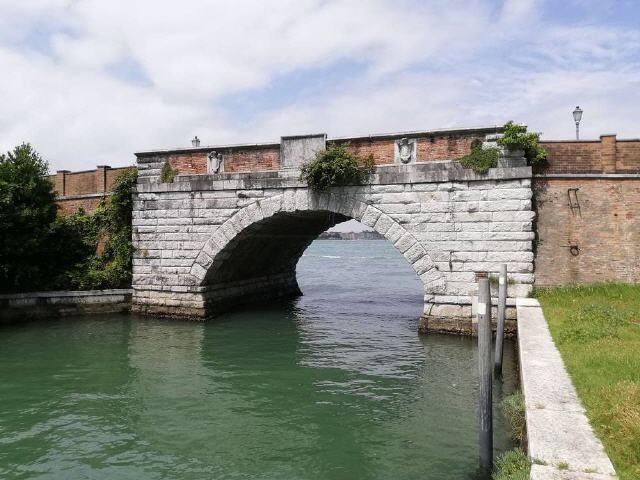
[132,160,534,331]
[517,299,617,478]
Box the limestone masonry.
[130,127,533,332]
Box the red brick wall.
[158,132,487,174]
[417,135,483,161]
[535,135,640,285]
[538,135,640,174]
[534,178,640,285]
[336,139,395,165]
[49,166,135,214]
[222,146,280,172]
[56,197,103,214]
[166,152,208,175]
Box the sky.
[1,0,639,177]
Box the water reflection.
[0,241,518,480]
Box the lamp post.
[192,136,201,147]
[573,106,583,140]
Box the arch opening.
[192,192,443,319]
[201,210,350,315]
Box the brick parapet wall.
[539,135,640,174]
[135,127,499,176]
[535,135,640,286]
[49,165,135,213]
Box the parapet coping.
[136,161,532,193]
[56,192,112,200]
[0,289,132,300]
[534,173,640,179]
[516,298,617,479]
[134,125,503,158]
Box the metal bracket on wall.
[567,188,581,215]
[560,244,580,256]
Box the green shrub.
[497,121,548,167]
[458,139,499,174]
[301,145,374,192]
[160,160,177,183]
[492,449,531,480]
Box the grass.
[502,391,525,444]
[535,283,640,480]
[492,449,531,480]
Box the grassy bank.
[536,283,640,480]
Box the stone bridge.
[132,127,535,333]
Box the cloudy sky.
[1,0,639,173]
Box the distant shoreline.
[317,231,384,240]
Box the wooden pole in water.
[478,277,493,473]
[494,264,507,376]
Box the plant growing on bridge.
[160,160,177,183]
[497,121,548,166]
[458,139,500,174]
[301,145,374,192]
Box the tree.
[0,144,59,292]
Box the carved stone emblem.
[208,151,223,173]
[395,137,416,164]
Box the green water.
[0,241,517,479]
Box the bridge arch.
[188,189,444,316]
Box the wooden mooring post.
[477,277,493,474]
[494,264,507,376]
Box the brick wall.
[538,135,640,174]
[143,129,493,175]
[49,166,135,214]
[535,135,640,285]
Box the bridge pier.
[131,129,534,333]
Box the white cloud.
[0,0,638,171]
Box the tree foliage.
[0,144,60,291]
[0,143,137,293]
[301,145,374,192]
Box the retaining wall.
[516,298,617,479]
[0,289,132,322]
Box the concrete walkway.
[516,298,617,479]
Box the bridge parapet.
[132,132,534,335]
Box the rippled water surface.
[0,240,517,479]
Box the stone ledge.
[0,289,132,300]
[516,299,617,478]
[136,161,532,193]
[0,289,132,322]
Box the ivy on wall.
[63,169,138,290]
[459,139,500,174]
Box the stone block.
[394,232,417,253]
[373,213,394,235]
[360,206,382,227]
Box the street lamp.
[573,106,583,140]
[191,136,201,147]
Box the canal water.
[0,240,517,480]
